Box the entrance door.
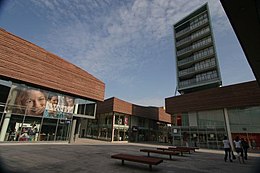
[114,128,128,141]
[40,118,58,141]
[56,119,72,141]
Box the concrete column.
[0,113,11,141]
[224,108,234,151]
[69,119,77,143]
[74,104,78,114]
[111,113,115,142]
[76,119,81,139]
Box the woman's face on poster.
[65,97,74,106]
[50,96,58,105]
[25,90,46,115]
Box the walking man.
[223,136,232,162]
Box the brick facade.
[97,97,171,123]
[165,81,260,114]
[0,28,105,101]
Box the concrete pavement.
[0,139,259,173]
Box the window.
[74,98,96,117]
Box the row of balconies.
[175,18,208,39]
[178,75,219,89]
[176,46,192,57]
[176,26,210,48]
[176,36,191,47]
[178,60,216,78]
[178,47,214,67]
[176,37,212,57]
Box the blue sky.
[0,0,255,107]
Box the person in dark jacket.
[241,138,249,160]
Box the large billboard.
[44,94,74,119]
[7,84,74,118]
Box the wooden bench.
[111,153,163,170]
[168,147,191,155]
[157,147,189,156]
[189,147,199,152]
[140,149,179,160]
[175,146,199,152]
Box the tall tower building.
[174,3,222,94]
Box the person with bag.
[223,136,233,162]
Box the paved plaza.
[0,140,259,173]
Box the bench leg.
[148,152,150,157]
[121,160,124,165]
[149,165,152,171]
[170,155,172,160]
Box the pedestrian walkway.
[0,139,259,173]
[2,138,260,158]
[76,138,260,157]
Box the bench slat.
[140,149,180,160]
[140,149,179,155]
[111,153,163,165]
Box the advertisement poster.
[8,85,47,117]
[44,95,75,119]
[7,84,74,119]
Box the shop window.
[0,83,11,112]
[177,115,182,126]
[75,98,96,117]
[138,118,145,127]
[115,115,123,125]
[39,118,58,141]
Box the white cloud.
[26,0,227,77]
[11,0,234,106]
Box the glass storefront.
[113,113,129,141]
[228,106,260,150]
[171,109,227,149]
[82,113,113,141]
[171,126,226,149]
[0,81,97,142]
[171,107,260,149]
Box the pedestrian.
[223,136,232,162]
[234,136,245,163]
[241,138,249,160]
[251,140,256,150]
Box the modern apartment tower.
[174,3,222,94]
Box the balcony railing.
[179,76,219,89]
[176,46,192,56]
[176,27,191,38]
[178,56,195,66]
[179,62,216,78]
[175,18,208,38]
[176,36,191,47]
[178,48,214,66]
[179,66,195,77]
[177,38,212,58]
[190,18,208,30]
[176,27,210,48]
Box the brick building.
[165,81,260,149]
[82,97,171,143]
[0,28,105,142]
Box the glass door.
[39,118,58,141]
[56,119,72,141]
